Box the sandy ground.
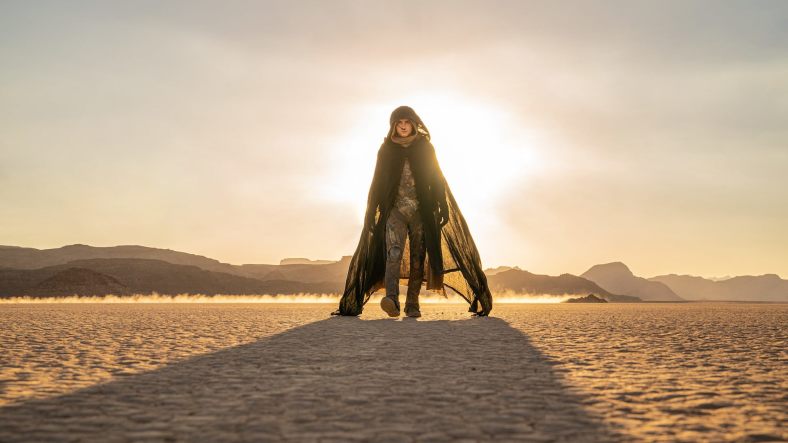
[0,303,785,442]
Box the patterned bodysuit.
[385,157,427,311]
[394,159,419,218]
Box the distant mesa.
[31,267,130,296]
[0,243,236,274]
[565,294,608,303]
[486,268,640,302]
[0,257,343,298]
[262,269,288,280]
[484,265,522,276]
[581,262,684,301]
[1,245,785,302]
[648,273,788,302]
[280,258,335,265]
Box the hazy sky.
[2,1,787,278]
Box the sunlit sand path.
[0,303,785,442]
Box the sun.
[319,92,543,234]
[403,93,541,210]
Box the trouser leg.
[384,209,407,299]
[406,210,426,308]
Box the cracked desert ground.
[0,302,785,442]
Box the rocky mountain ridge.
[1,245,784,301]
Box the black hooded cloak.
[333,106,493,316]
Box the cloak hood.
[334,116,493,316]
[389,105,431,141]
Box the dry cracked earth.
[0,303,785,442]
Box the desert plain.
[0,302,785,442]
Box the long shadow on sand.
[0,316,622,442]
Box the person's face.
[395,119,414,137]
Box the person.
[379,115,430,317]
[332,106,493,317]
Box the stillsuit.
[384,158,426,310]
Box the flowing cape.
[335,135,493,316]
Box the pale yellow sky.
[1,1,787,278]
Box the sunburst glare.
[319,92,544,237]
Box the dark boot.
[404,301,421,318]
[380,295,401,317]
